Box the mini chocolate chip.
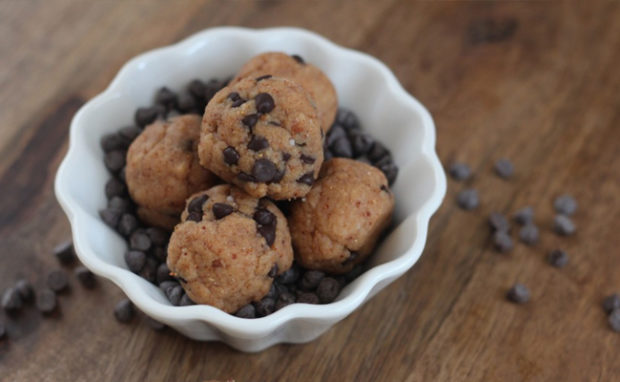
[336,109,360,130]
[156,263,173,285]
[379,162,399,185]
[609,310,620,332]
[108,196,132,213]
[488,212,510,232]
[300,154,316,164]
[177,93,197,113]
[507,283,530,303]
[252,159,277,182]
[296,172,315,186]
[300,270,325,291]
[350,131,374,157]
[179,294,195,306]
[188,79,207,100]
[223,146,240,165]
[53,240,75,265]
[253,208,276,226]
[235,304,256,318]
[15,279,33,302]
[457,189,479,210]
[237,172,256,182]
[125,250,146,273]
[275,292,296,310]
[326,124,347,147]
[554,194,577,216]
[155,87,177,109]
[166,285,183,306]
[228,92,241,101]
[330,136,353,158]
[146,227,169,247]
[135,107,159,127]
[255,93,275,114]
[317,277,341,303]
[268,264,279,278]
[291,54,305,64]
[212,203,234,219]
[495,158,514,179]
[548,249,569,268]
[266,283,279,299]
[345,264,364,282]
[513,206,534,225]
[228,92,246,108]
[100,133,127,152]
[139,257,158,283]
[554,214,576,236]
[75,266,96,289]
[105,177,126,199]
[449,162,471,181]
[603,294,620,314]
[188,194,208,214]
[380,184,389,193]
[257,224,276,247]
[119,166,127,182]
[374,155,392,168]
[254,297,276,317]
[269,121,281,126]
[493,231,513,252]
[117,213,138,237]
[36,289,57,314]
[187,211,202,222]
[247,135,269,151]
[519,224,539,245]
[277,265,300,285]
[242,113,260,129]
[104,150,126,173]
[47,270,69,292]
[256,74,272,82]
[282,152,291,161]
[2,288,22,311]
[151,246,167,262]
[159,281,178,294]
[114,299,134,323]
[324,150,333,161]
[130,230,152,252]
[367,142,389,162]
[297,292,319,304]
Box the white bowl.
[54,27,446,352]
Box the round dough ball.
[198,76,323,200]
[289,158,395,274]
[126,115,218,229]
[233,52,338,133]
[167,184,293,313]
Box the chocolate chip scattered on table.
[507,283,530,304]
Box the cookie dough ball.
[233,52,338,133]
[126,115,218,230]
[198,76,323,200]
[167,184,293,313]
[289,158,395,274]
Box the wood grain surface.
[1,1,620,381]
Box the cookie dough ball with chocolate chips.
[126,115,218,230]
[167,184,293,313]
[289,158,395,274]
[198,76,323,200]
[232,52,338,133]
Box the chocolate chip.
[135,107,159,127]
[105,177,126,199]
[146,227,168,247]
[212,203,234,219]
[342,251,358,266]
[140,257,158,283]
[547,249,569,268]
[554,214,576,236]
[267,264,279,278]
[317,277,341,303]
[100,133,127,153]
[513,206,534,225]
[256,74,272,82]
[253,208,276,226]
[125,250,146,273]
[252,159,277,182]
[15,279,33,302]
[247,135,269,151]
[237,172,256,182]
[188,79,207,100]
[155,87,177,109]
[36,289,57,314]
[114,299,134,323]
[2,288,22,312]
[609,309,620,332]
[130,230,152,252]
[269,120,281,126]
[119,125,142,143]
[0,322,5,339]
[374,155,392,168]
[73,266,96,289]
[222,146,240,165]
[493,231,513,253]
[228,92,246,108]
[449,162,471,181]
[300,270,325,291]
[177,93,197,113]
[254,297,276,317]
[165,285,183,306]
[379,162,399,185]
[326,124,347,147]
[104,150,126,173]
[300,154,316,164]
[336,109,360,130]
[554,194,577,216]
[519,224,539,245]
[457,189,479,210]
[159,281,178,294]
[494,158,514,179]
[47,270,69,292]
[330,136,353,158]
[179,294,195,306]
[603,294,620,314]
[156,263,173,285]
[507,283,530,303]
[266,283,279,299]
[108,196,132,213]
[151,246,167,262]
[350,131,374,156]
[53,240,75,265]
[187,212,202,222]
[227,92,240,101]
[235,304,256,318]
[488,212,510,232]
[275,292,296,310]
[277,265,300,285]
[188,194,208,214]
[242,113,260,129]
[257,224,276,247]
[255,93,275,114]
[380,184,390,193]
[296,172,315,186]
[297,292,319,304]
[119,166,127,182]
[291,54,305,64]
[324,149,333,161]
[117,213,138,237]
[345,264,363,281]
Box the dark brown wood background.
[1,1,620,381]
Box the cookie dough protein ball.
[126,115,218,230]
[166,184,294,313]
[198,76,323,200]
[289,158,395,274]
[232,52,338,133]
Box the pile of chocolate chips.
[99,76,399,318]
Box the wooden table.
[2,1,620,380]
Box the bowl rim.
[54,26,447,338]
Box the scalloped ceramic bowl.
[54,27,446,352]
